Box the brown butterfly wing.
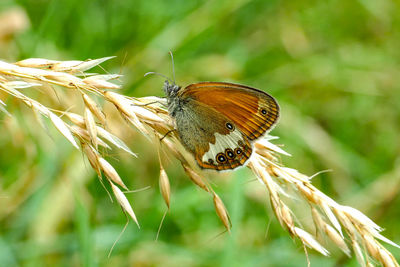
[173,98,252,171]
[180,82,279,141]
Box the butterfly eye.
[234,148,242,155]
[225,122,234,131]
[216,153,227,163]
[225,148,235,159]
[261,109,267,115]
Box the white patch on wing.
[201,128,243,163]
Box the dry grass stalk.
[1,57,399,265]
[0,57,137,225]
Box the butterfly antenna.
[144,72,174,84]
[169,51,176,84]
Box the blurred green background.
[1,0,400,266]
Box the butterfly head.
[163,79,183,117]
[163,79,181,99]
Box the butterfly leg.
[160,129,177,141]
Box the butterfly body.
[163,80,279,171]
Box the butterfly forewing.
[167,81,279,171]
[181,82,279,141]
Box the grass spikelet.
[82,93,106,125]
[182,163,210,192]
[294,227,329,256]
[65,112,86,128]
[70,126,110,149]
[48,112,79,149]
[81,142,101,176]
[352,240,366,267]
[325,223,351,256]
[158,151,171,209]
[98,158,128,190]
[110,181,140,228]
[159,166,171,209]
[84,107,98,149]
[212,192,231,232]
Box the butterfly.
[163,80,279,171]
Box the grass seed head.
[182,164,209,192]
[83,93,106,125]
[98,158,128,190]
[212,193,231,233]
[110,181,139,228]
[159,165,171,209]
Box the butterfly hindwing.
[196,129,252,170]
[173,98,252,170]
[181,82,279,140]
